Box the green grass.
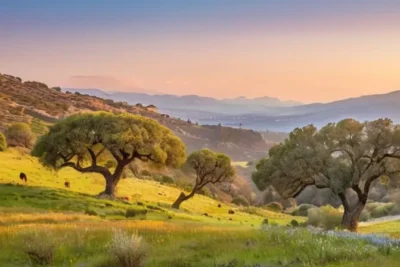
[0,148,300,225]
[1,148,400,266]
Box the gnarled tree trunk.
[339,191,366,232]
[341,201,365,232]
[172,190,197,209]
[172,192,188,209]
[102,177,118,197]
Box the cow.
[64,181,70,188]
[19,172,27,183]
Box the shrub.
[126,208,147,219]
[291,203,316,216]
[264,202,284,212]
[0,132,6,151]
[20,228,57,265]
[359,210,371,222]
[140,170,152,177]
[306,205,342,230]
[5,122,33,148]
[290,219,299,227]
[281,198,297,209]
[231,195,250,207]
[389,203,400,216]
[108,229,147,267]
[85,208,99,216]
[161,175,175,184]
[261,218,269,226]
[370,203,395,218]
[197,187,213,198]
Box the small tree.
[32,112,186,197]
[0,132,7,151]
[253,118,400,231]
[5,122,33,148]
[172,149,235,209]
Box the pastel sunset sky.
[1,0,400,103]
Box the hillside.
[0,73,270,161]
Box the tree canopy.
[32,112,186,196]
[253,118,400,231]
[172,149,235,209]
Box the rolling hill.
[0,73,272,161]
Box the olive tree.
[172,149,235,209]
[253,118,400,231]
[32,112,186,197]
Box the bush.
[140,170,152,177]
[231,195,250,207]
[85,208,99,216]
[161,175,175,184]
[5,122,33,148]
[359,210,371,222]
[261,218,269,226]
[20,228,57,265]
[389,203,400,216]
[197,187,213,198]
[306,205,342,230]
[291,203,316,216]
[126,208,147,219]
[370,203,395,218]
[281,198,297,209]
[0,132,6,151]
[290,219,299,227]
[264,202,284,212]
[108,229,147,267]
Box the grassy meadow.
[0,148,400,266]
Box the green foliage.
[231,195,250,207]
[187,149,235,186]
[291,203,317,216]
[0,132,6,151]
[306,205,342,230]
[126,207,148,219]
[197,186,213,198]
[359,210,371,222]
[264,202,284,212]
[33,112,186,170]
[160,175,175,184]
[370,203,395,218]
[290,219,299,227]
[5,122,34,148]
[31,112,186,195]
[85,208,99,216]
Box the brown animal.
[64,181,70,188]
[19,172,27,183]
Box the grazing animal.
[64,181,70,188]
[19,172,27,183]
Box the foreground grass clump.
[20,228,57,265]
[108,229,147,267]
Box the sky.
[1,0,400,103]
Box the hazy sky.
[1,0,400,103]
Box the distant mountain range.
[64,88,400,132]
